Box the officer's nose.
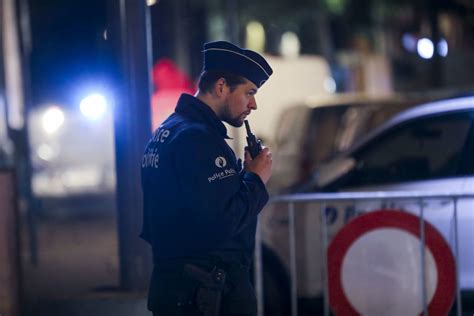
[249,96,257,110]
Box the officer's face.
[221,80,258,127]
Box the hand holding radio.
[243,120,272,184]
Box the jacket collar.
[175,94,231,139]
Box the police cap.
[203,41,273,88]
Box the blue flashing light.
[80,94,108,120]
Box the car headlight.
[42,106,65,134]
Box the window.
[348,112,473,186]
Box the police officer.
[141,41,273,316]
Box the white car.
[260,95,474,315]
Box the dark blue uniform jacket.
[140,94,269,263]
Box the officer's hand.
[244,147,272,184]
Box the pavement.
[19,207,151,316]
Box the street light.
[417,38,434,59]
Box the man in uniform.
[141,41,273,316]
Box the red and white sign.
[328,209,455,316]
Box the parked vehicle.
[259,95,474,314]
[267,93,436,195]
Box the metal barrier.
[254,191,474,316]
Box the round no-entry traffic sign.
[327,209,455,316]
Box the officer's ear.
[214,78,229,97]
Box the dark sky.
[28,0,108,107]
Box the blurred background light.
[325,0,346,14]
[37,144,57,161]
[245,20,265,53]
[147,0,157,6]
[438,38,448,57]
[401,33,417,52]
[42,106,65,134]
[417,38,434,59]
[280,31,301,59]
[324,77,337,93]
[80,93,108,120]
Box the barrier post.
[288,202,298,316]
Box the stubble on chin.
[223,117,244,128]
[220,105,245,127]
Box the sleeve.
[172,129,269,240]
